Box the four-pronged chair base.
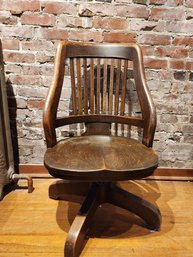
[50,181,161,257]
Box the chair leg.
[107,183,161,231]
[64,183,102,257]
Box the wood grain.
[44,135,158,181]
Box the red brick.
[139,34,170,45]
[116,5,149,18]
[160,114,178,123]
[5,64,22,74]
[40,65,54,76]
[141,46,155,56]
[8,74,41,85]
[155,47,188,58]
[58,16,92,29]
[17,86,48,98]
[22,65,41,75]
[22,65,54,76]
[43,2,77,15]
[158,70,173,80]
[36,52,54,64]
[173,36,193,47]
[150,7,185,20]
[21,40,54,51]
[27,100,45,109]
[167,21,193,33]
[186,0,193,8]
[169,60,185,70]
[69,30,103,43]
[80,3,148,18]
[4,52,35,63]
[173,48,189,59]
[21,13,56,27]
[130,20,157,31]
[144,58,168,69]
[1,25,35,39]
[1,39,20,50]
[103,32,136,43]
[188,51,193,58]
[78,3,116,17]
[153,21,167,32]
[185,61,193,71]
[39,28,68,40]
[0,0,40,14]
[93,17,129,30]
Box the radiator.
[0,41,33,199]
[0,41,14,199]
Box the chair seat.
[44,135,158,181]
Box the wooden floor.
[0,179,193,257]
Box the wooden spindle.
[76,58,82,115]
[83,59,88,114]
[114,59,121,115]
[70,58,77,115]
[108,59,114,114]
[102,59,108,114]
[90,58,95,114]
[96,59,101,114]
[120,60,128,116]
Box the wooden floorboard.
[0,179,193,257]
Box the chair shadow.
[49,179,175,239]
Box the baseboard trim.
[18,164,193,181]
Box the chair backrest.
[43,41,156,148]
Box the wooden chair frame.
[43,42,160,257]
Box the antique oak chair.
[43,41,161,257]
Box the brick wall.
[0,0,193,168]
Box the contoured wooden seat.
[43,41,161,257]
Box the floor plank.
[0,179,193,257]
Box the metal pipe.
[10,173,34,193]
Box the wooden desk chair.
[43,41,161,257]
